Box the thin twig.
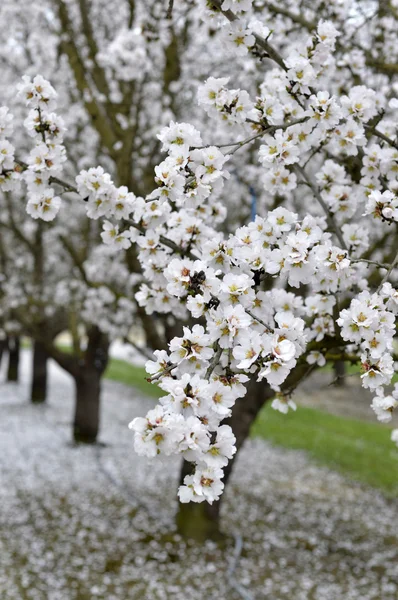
[294,164,347,250]
[351,258,390,269]
[326,371,359,388]
[15,159,79,194]
[193,118,308,152]
[125,219,200,260]
[282,364,316,397]
[148,362,177,382]
[122,338,155,361]
[364,125,398,150]
[206,345,223,379]
[245,309,273,332]
[377,248,398,293]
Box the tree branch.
[293,164,348,250]
[364,124,398,150]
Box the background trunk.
[176,378,274,541]
[73,368,102,444]
[333,360,346,387]
[7,336,20,382]
[72,327,109,444]
[0,338,6,370]
[30,340,48,404]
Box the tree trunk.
[0,338,6,369]
[7,337,20,382]
[176,493,224,543]
[176,378,274,541]
[333,360,346,387]
[30,340,48,403]
[72,326,109,444]
[73,368,102,444]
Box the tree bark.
[333,360,346,387]
[176,378,274,541]
[72,327,109,444]
[7,337,20,382]
[30,340,48,404]
[73,368,102,444]
[0,338,6,369]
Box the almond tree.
[1,0,398,540]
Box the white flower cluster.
[92,122,229,265]
[76,167,139,235]
[371,385,398,423]
[316,160,360,224]
[221,21,256,56]
[337,286,397,390]
[17,75,66,221]
[257,83,379,198]
[365,190,398,223]
[198,77,254,125]
[0,106,19,192]
[247,22,384,204]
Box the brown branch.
[15,159,79,194]
[194,117,309,152]
[58,235,90,284]
[205,345,223,379]
[377,247,398,292]
[166,0,174,19]
[351,258,391,269]
[56,0,117,152]
[77,0,111,98]
[364,125,398,150]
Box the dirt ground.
[1,353,398,600]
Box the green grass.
[252,403,398,496]
[104,357,162,398]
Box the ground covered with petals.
[1,354,398,600]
